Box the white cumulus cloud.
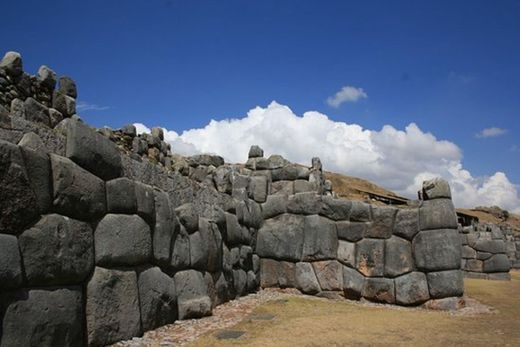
[475,127,507,138]
[134,102,520,213]
[326,86,367,107]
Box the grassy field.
[190,271,520,347]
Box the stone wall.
[0,51,464,346]
[460,223,516,280]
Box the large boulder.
[336,221,367,242]
[0,287,83,347]
[419,199,457,231]
[138,267,177,331]
[58,76,77,98]
[50,154,106,221]
[384,236,413,277]
[19,214,94,285]
[249,175,268,203]
[37,65,57,89]
[426,270,464,298]
[248,145,264,158]
[365,206,396,239]
[337,240,356,267]
[287,192,322,215]
[482,254,510,273]
[174,270,212,320]
[320,196,351,221]
[259,259,296,288]
[0,51,23,76]
[0,140,39,234]
[52,91,76,117]
[295,262,321,294]
[19,143,52,214]
[0,234,23,290]
[224,212,243,246]
[356,239,385,277]
[171,228,191,270]
[23,97,50,126]
[422,177,451,200]
[302,215,338,261]
[312,260,343,291]
[261,194,288,219]
[95,214,152,266]
[349,201,371,222]
[342,266,365,300]
[362,278,395,304]
[236,199,263,229]
[413,229,461,271]
[135,182,155,222]
[86,267,142,346]
[106,177,137,213]
[395,272,430,305]
[256,213,305,261]
[393,208,419,240]
[65,120,122,180]
[473,239,506,254]
[153,191,176,265]
[176,203,199,233]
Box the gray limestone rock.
[249,175,268,203]
[473,239,506,254]
[312,260,343,291]
[271,180,294,195]
[247,270,258,292]
[320,196,352,221]
[413,229,461,271]
[248,145,264,158]
[23,97,50,126]
[19,144,52,214]
[58,76,77,98]
[122,124,137,137]
[106,177,137,213]
[294,179,315,193]
[171,227,191,270]
[365,206,396,239]
[86,267,142,346]
[462,245,477,259]
[154,190,176,265]
[174,270,212,320]
[384,236,413,277]
[236,199,263,229]
[336,221,367,242]
[52,91,76,117]
[349,201,371,222]
[151,127,164,140]
[422,177,452,200]
[0,51,23,76]
[37,65,57,89]
[135,182,155,222]
[95,214,152,266]
[393,208,419,240]
[261,194,288,219]
[233,269,247,297]
[356,239,385,277]
[395,272,430,305]
[65,120,122,180]
[19,214,94,285]
[188,154,224,167]
[302,215,338,261]
[0,234,23,290]
[287,192,322,215]
[138,267,177,331]
[176,203,199,233]
[337,240,356,267]
[426,270,464,298]
[482,254,510,273]
[257,213,305,261]
[362,277,395,304]
[419,199,458,231]
[295,262,321,294]
[1,287,83,347]
[342,266,365,300]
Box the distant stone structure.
[0,51,464,346]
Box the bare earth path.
[114,270,520,347]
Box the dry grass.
[190,271,520,347]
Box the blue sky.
[2,0,519,210]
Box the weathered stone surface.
[342,266,365,300]
[463,259,483,272]
[356,239,385,277]
[0,139,39,234]
[1,287,83,347]
[320,196,351,220]
[95,214,152,266]
[271,180,294,195]
[393,208,419,240]
[349,201,371,222]
[337,240,356,267]
[253,254,260,273]
[336,221,367,242]
[154,190,175,265]
[482,254,510,273]
[236,199,263,229]
[19,145,52,213]
[239,245,253,269]
[171,227,191,270]
[202,219,223,272]
[58,76,77,98]
[423,297,465,311]
[247,270,258,292]
[302,215,338,261]
[294,179,315,193]
[135,182,155,221]
[422,177,451,200]
[18,131,45,151]
[65,120,122,180]
[384,236,413,277]
[259,259,296,288]
[122,124,137,137]
[233,269,247,297]
[248,145,264,158]
[19,214,93,285]
[87,267,141,346]
[53,91,76,117]
[151,127,164,140]
[464,271,487,279]
[106,177,137,213]
[0,51,23,76]
[395,272,430,305]
[189,231,208,270]
[138,267,177,331]
[176,203,199,233]
[362,277,395,304]
[462,245,477,259]
[188,154,224,167]
[419,199,458,231]
[295,262,321,294]
[487,272,511,281]
[0,234,22,289]
[271,165,300,181]
[413,229,461,271]
[473,239,506,254]
[213,166,232,194]
[51,154,106,221]
[366,206,396,239]
[23,97,50,126]
[224,212,243,246]
[261,194,288,219]
[250,175,268,203]
[427,270,463,299]
[174,270,212,320]
[312,260,343,291]
[476,251,492,260]
[287,192,322,215]
[257,213,305,261]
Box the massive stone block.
[0,139,39,234]
[287,192,322,215]
[249,175,268,203]
[312,260,343,291]
[65,120,122,180]
[19,145,52,214]
[337,240,356,267]
[384,236,413,277]
[95,214,152,266]
[473,239,506,254]
[86,267,142,346]
[302,215,338,261]
[295,262,321,294]
[482,254,510,273]
[236,199,263,229]
[426,270,463,298]
[154,191,176,265]
[224,212,243,246]
[0,234,23,290]
[336,221,367,242]
[395,272,430,305]
[51,154,106,221]
[356,239,385,277]
[256,213,305,261]
[261,194,288,219]
[106,177,137,213]
[362,278,395,304]
[19,214,94,285]
[175,203,199,233]
[422,177,452,200]
[171,227,191,270]
[0,287,83,347]
[23,97,50,126]
[174,270,212,320]
[320,196,351,220]
[233,269,248,297]
[260,259,296,288]
[393,208,419,240]
[365,206,396,239]
[342,266,365,300]
[138,267,177,331]
[135,182,155,222]
[349,201,371,222]
[419,199,457,231]
[413,229,461,271]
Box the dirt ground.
[189,271,520,347]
